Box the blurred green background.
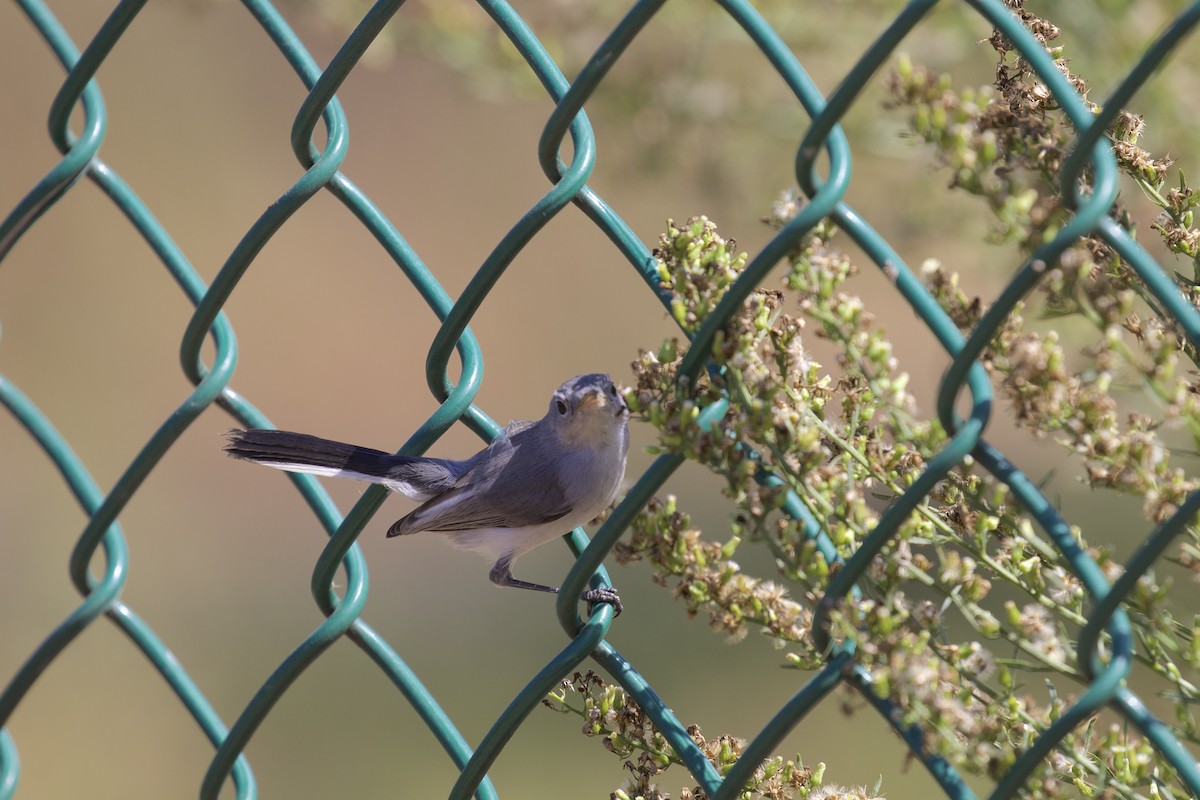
[2,2,1198,798]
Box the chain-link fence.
[4,0,1200,798]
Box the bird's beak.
[579,390,627,417]
[578,392,602,412]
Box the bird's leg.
[488,556,623,617]
[489,556,558,594]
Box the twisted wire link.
[3,0,1200,798]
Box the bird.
[223,373,629,615]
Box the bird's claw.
[581,587,623,618]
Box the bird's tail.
[224,429,457,501]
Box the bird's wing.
[502,418,536,436]
[387,483,573,536]
[386,431,573,536]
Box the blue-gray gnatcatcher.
[224,373,628,614]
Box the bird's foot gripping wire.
[581,587,622,618]
[489,556,622,617]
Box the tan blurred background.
[2,2,1197,798]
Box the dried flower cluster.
[555,3,1200,799]
[888,9,1200,532]
[544,671,844,800]
[617,495,812,648]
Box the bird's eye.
[556,399,569,415]
[608,383,617,395]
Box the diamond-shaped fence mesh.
[4,0,1200,798]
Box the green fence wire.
[3,0,1200,798]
